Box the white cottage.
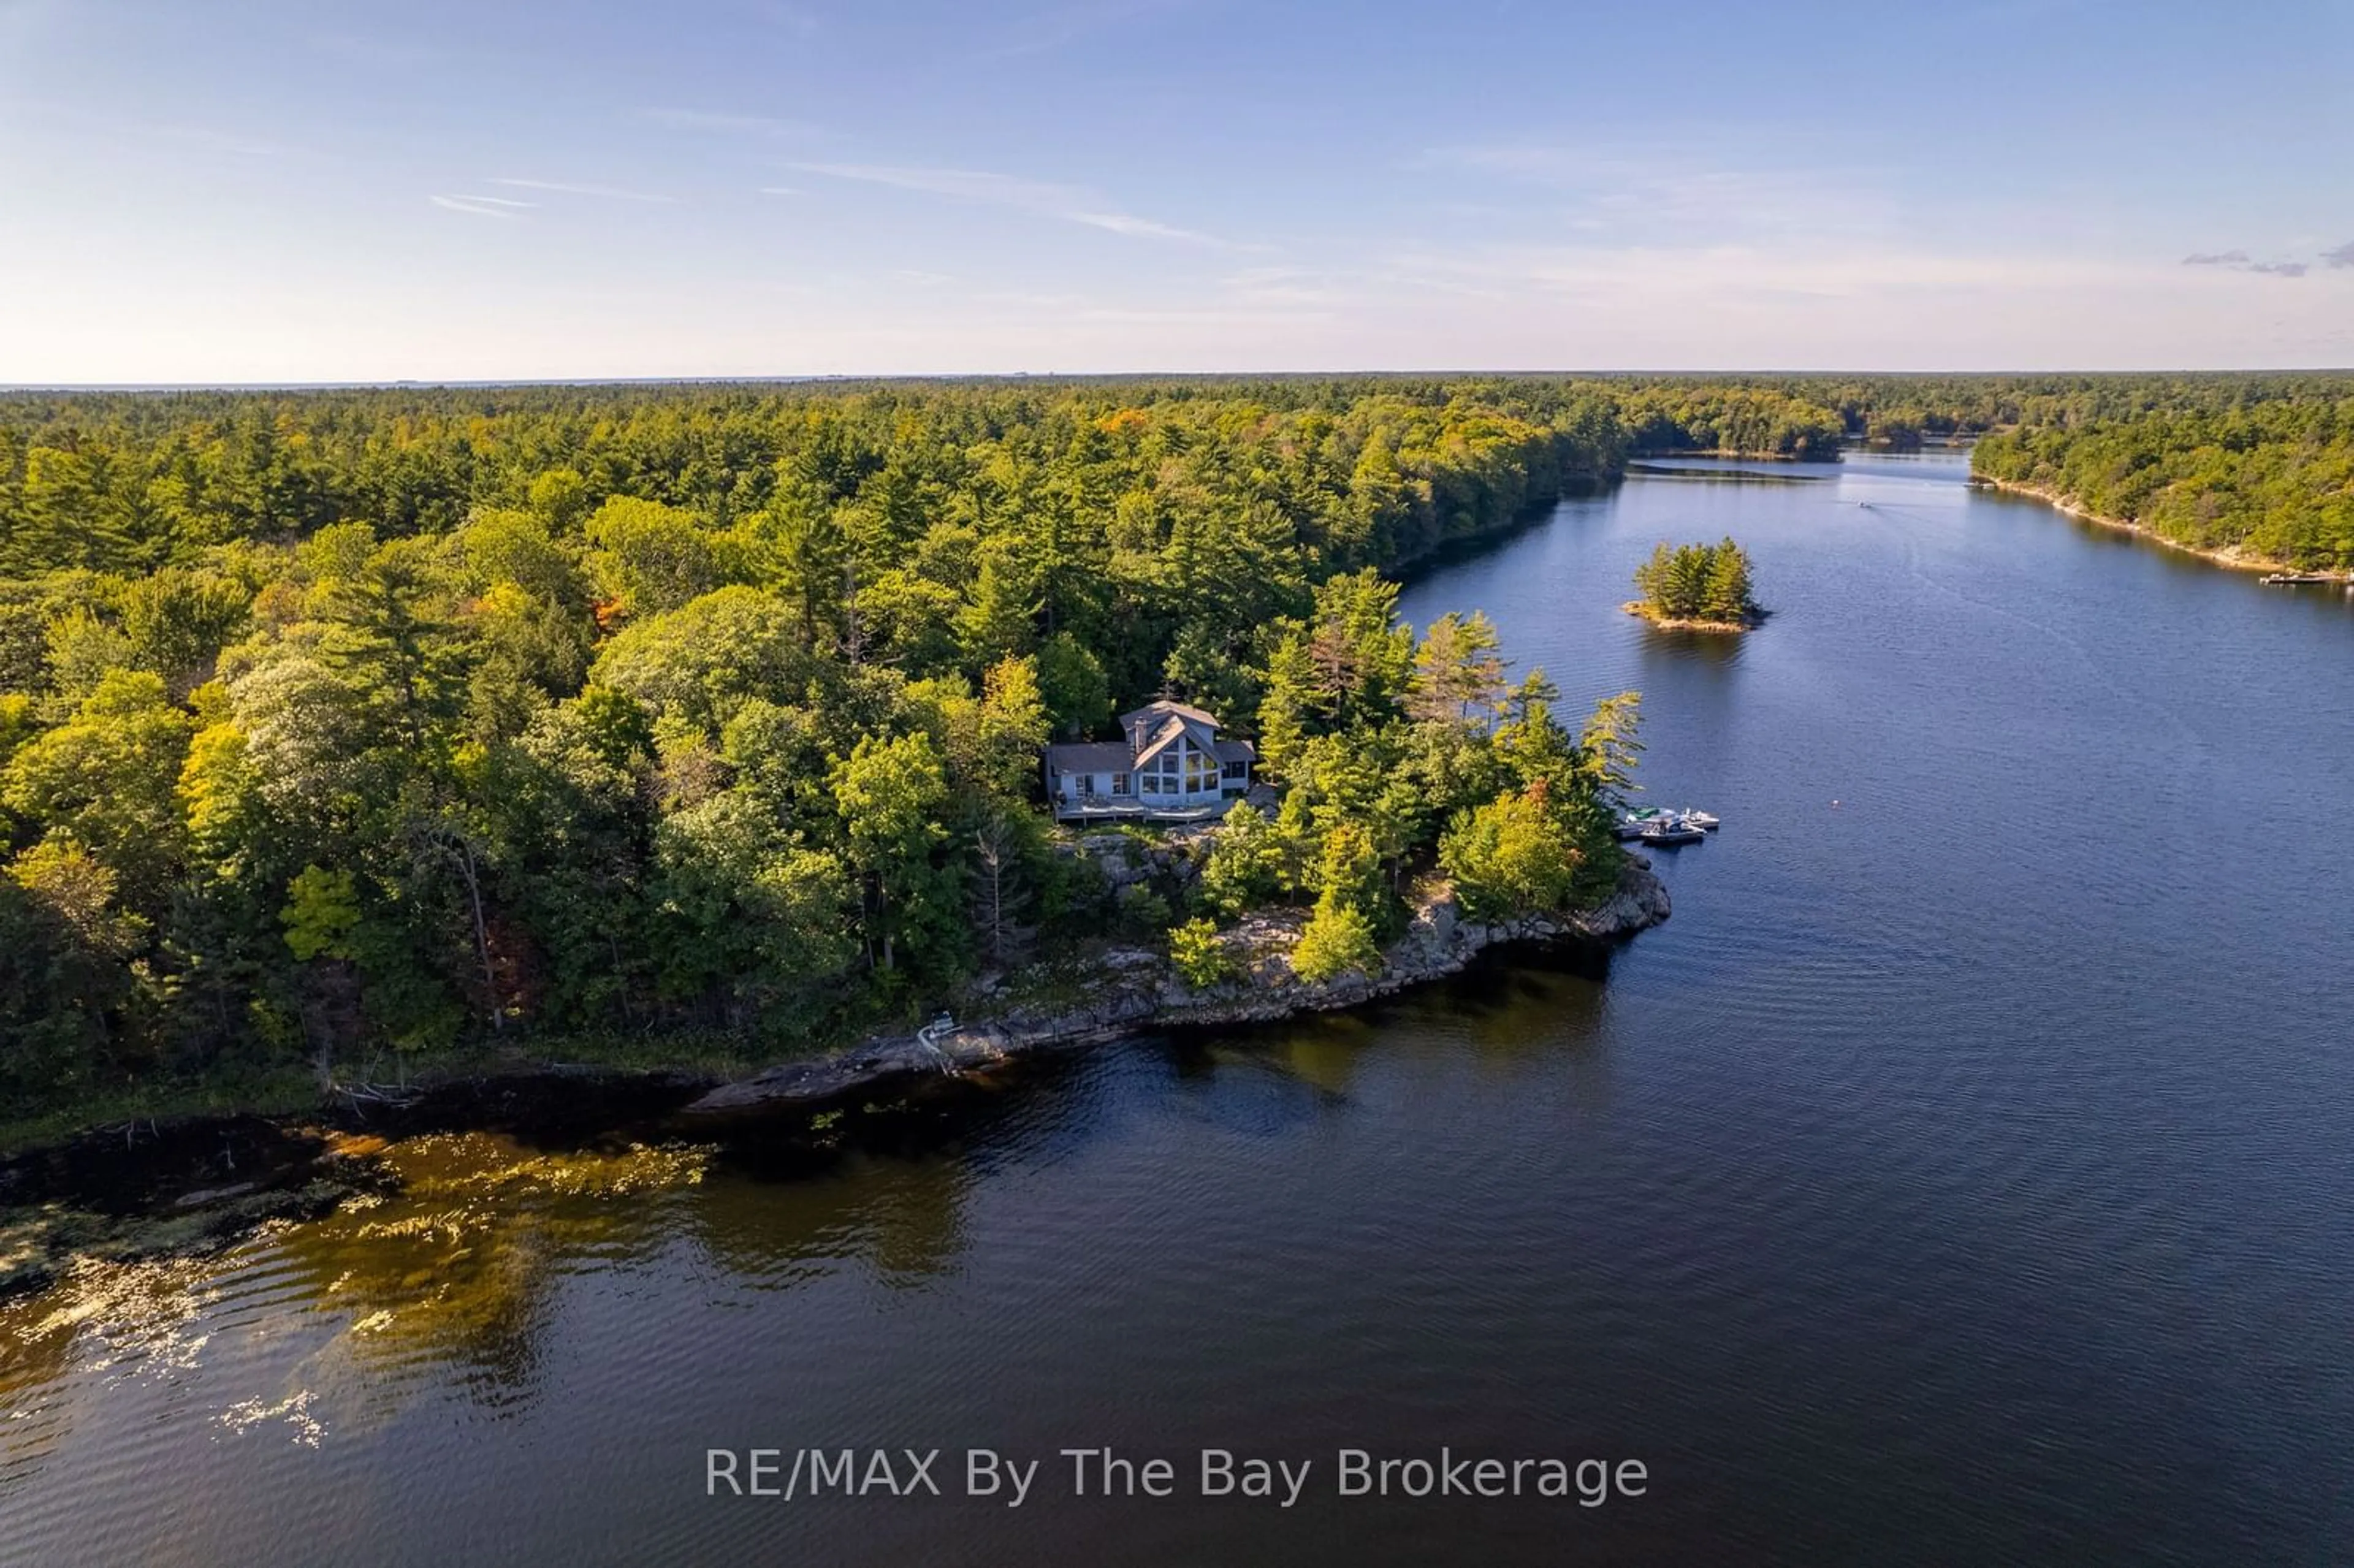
[1042,699,1256,821]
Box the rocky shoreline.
[0,1071,717,1297]
[1971,476,2353,582]
[1,851,1668,1295]
[677,853,1670,1122]
[1621,600,1763,634]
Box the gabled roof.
[1119,698,1221,732]
[1048,699,1244,777]
[1133,714,1219,767]
[1043,741,1135,774]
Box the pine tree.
[1408,611,1507,726]
[1701,538,1753,622]
[1636,538,1754,622]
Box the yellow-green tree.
[1440,786,1581,919]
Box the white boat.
[1618,805,1718,837]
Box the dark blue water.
[5,451,2352,1565]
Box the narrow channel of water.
[5,451,2352,1565]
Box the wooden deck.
[1052,797,1231,824]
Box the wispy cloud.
[1217,265,1368,308]
[305,31,439,69]
[1072,303,1338,328]
[1381,240,2153,306]
[2184,248,2312,278]
[643,108,820,139]
[487,177,674,204]
[2323,241,2354,270]
[739,1,822,37]
[973,0,1187,63]
[1068,211,1215,242]
[431,194,533,219]
[785,160,1229,245]
[1417,142,1893,242]
[756,185,803,197]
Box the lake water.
[6,452,2353,1565]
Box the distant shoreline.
[1971,476,2353,582]
[1626,447,1815,464]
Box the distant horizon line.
[6,367,2354,394]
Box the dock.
[1615,806,1720,842]
[2261,571,2343,585]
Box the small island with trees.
[1625,538,1764,631]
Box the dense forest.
[0,377,1654,1119]
[2,371,2347,1122]
[1968,381,2354,571]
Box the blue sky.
[2,0,2349,380]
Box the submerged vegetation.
[2,370,2347,1130]
[1628,539,1761,631]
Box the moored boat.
[1618,805,1719,838]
